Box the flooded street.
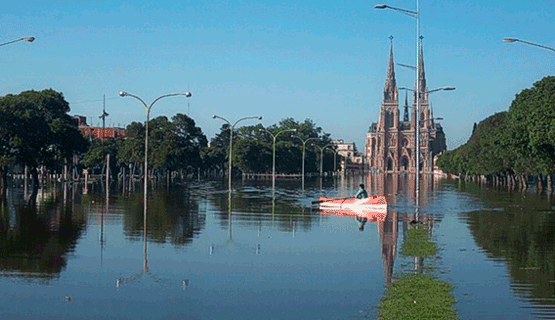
[1,175,554,319]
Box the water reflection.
[0,186,86,281]
[122,187,206,245]
[2,175,553,319]
[457,186,555,315]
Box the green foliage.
[118,121,145,167]
[117,114,207,172]
[207,117,338,175]
[204,124,230,172]
[82,137,122,174]
[437,76,555,176]
[0,89,89,170]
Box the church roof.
[383,41,397,102]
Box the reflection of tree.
[0,192,86,280]
[463,207,555,304]
[208,189,319,232]
[122,188,205,246]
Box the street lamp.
[503,38,555,53]
[399,86,456,94]
[291,136,319,189]
[212,114,262,193]
[315,144,334,178]
[0,36,35,47]
[119,91,192,238]
[376,0,422,201]
[259,128,297,191]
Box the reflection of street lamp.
[259,128,297,191]
[116,222,187,290]
[0,36,35,47]
[503,38,555,53]
[119,91,192,240]
[212,115,262,193]
[291,136,319,189]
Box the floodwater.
[0,175,554,319]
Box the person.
[354,184,368,199]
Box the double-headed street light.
[119,91,192,240]
[399,86,456,95]
[376,0,423,201]
[259,128,297,191]
[0,36,35,47]
[315,143,335,178]
[503,38,555,53]
[213,115,262,193]
[291,136,319,189]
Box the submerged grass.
[375,273,459,320]
[399,227,438,258]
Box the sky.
[2,0,554,151]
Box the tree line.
[0,89,341,198]
[436,76,555,191]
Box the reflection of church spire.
[403,90,409,122]
[378,211,398,285]
[383,36,397,102]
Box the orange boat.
[313,196,388,222]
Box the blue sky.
[2,0,554,150]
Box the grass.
[375,273,459,320]
[399,227,438,258]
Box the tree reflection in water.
[0,186,86,282]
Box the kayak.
[314,196,387,208]
[313,196,388,221]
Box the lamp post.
[375,1,422,202]
[503,38,555,53]
[399,86,455,94]
[259,128,297,191]
[316,144,334,178]
[119,91,192,239]
[291,136,319,189]
[213,115,262,193]
[0,36,35,47]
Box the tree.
[118,121,146,175]
[0,89,88,196]
[204,124,230,173]
[171,113,207,172]
[117,114,208,178]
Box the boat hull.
[314,196,388,221]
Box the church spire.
[403,90,409,122]
[416,38,427,97]
[383,36,397,102]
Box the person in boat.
[354,184,368,199]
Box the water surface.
[0,176,554,319]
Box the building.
[335,139,364,164]
[75,116,126,139]
[365,41,446,173]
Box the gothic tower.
[366,40,446,174]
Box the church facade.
[365,42,446,173]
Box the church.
[365,40,446,173]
